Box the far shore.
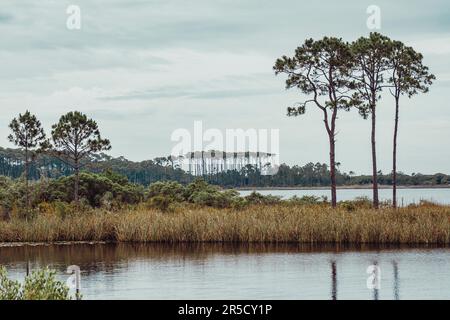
[236,184,450,191]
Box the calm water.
[0,243,449,300]
[239,188,450,205]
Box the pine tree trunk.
[25,147,29,221]
[74,160,79,206]
[393,96,400,208]
[371,102,379,209]
[329,133,337,208]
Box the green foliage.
[0,171,144,217]
[7,111,48,154]
[145,179,245,210]
[147,181,185,202]
[0,146,448,189]
[184,179,244,208]
[189,189,243,209]
[146,181,186,211]
[274,37,357,116]
[288,195,326,205]
[51,111,111,160]
[389,40,435,98]
[0,267,21,300]
[245,191,281,205]
[42,171,144,208]
[0,266,74,300]
[50,111,111,203]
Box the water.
[239,188,450,205]
[0,243,449,300]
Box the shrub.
[0,266,75,300]
[189,188,243,208]
[147,181,185,202]
[288,195,325,205]
[245,191,282,205]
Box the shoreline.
[1,240,450,248]
[236,185,450,191]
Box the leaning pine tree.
[388,41,435,208]
[50,111,111,205]
[274,37,357,208]
[8,111,48,219]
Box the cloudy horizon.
[1,0,449,175]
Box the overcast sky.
[0,0,449,174]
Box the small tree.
[51,111,111,205]
[388,41,435,208]
[351,32,394,209]
[274,37,357,207]
[7,111,48,218]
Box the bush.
[189,188,243,208]
[0,266,75,300]
[147,181,185,202]
[245,191,282,205]
[41,171,144,208]
[288,195,326,205]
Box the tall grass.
[0,204,449,244]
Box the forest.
[0,146,448,188]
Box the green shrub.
[147,181,185,202]
[288,195,325,205]
[245,191,282,205]
[0,266,75,300]
[189,188,243,208]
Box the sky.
[0,0,449,174]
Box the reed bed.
[0,204,449,244]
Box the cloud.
[0,0,449,173]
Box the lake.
[239,188,450,205]
[0,243,449,300]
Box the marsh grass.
[0,203,449,244]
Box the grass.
[0,203,449,244]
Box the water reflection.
[393,261,399,300]
[372,261,379,301]
[330,260,337,300]
[0,243,448,300]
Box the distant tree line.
[0,146,448,188]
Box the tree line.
[274,32,435,208]
[7,111,110,217]
[0,145,447,189]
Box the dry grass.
[0,204,449,244]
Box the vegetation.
[0,148,448,189]
[7,111,48,220]
[0,266,75,300]
[388,41,435,208]
[0,201,448,244]
[50,111,111,206]
[0,33,441,218]
[274,37,356,207]
[0,175,448,244]
[275,32,435,208]
[351,33,394,208]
